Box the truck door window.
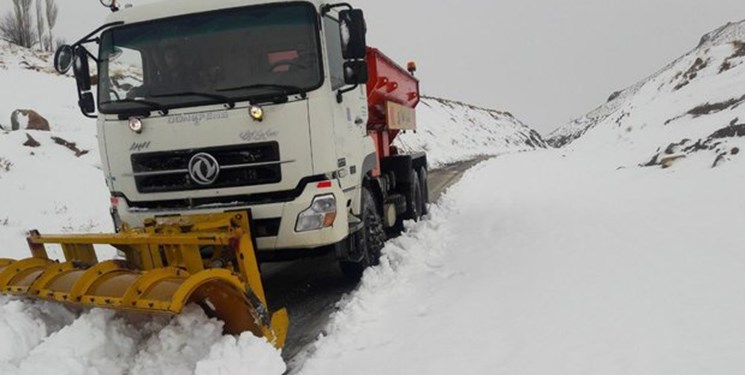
[99,46,144,102]
[323,17,345,90]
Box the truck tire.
[406,170,423,221]
[340,187,386,281]
[418,167,429,215]
[388,169,425,237]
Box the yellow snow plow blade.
[0,211,287,348]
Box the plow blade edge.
[0,212,287,348]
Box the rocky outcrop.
[548,19,745,148]
[9,109,50,131]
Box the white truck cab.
[55,0,427,279]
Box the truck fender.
[361,152,377,176]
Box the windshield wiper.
[101,98,169,115]
[216,84,305,102]
[150,92,236,109]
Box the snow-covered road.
[261,157,488,367]
[3,146,744,375]
[297,149,745,374]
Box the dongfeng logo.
[188,153,220,185]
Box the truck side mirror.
[79,92,95,114]
[72,47,95,115]
[344,61,368,85]
[73,47,92,92]
[339,9,367,60]
[54,45,74,74]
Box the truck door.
[323,16,370,192]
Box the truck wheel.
[340,187,386,281]
[418,167,429,215]
[406,170,423,221]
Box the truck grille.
[131,142,282,193]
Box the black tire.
[418,167,429,215]
[406,170,423,221]
[340,187,386,281]
[388,169,425,237]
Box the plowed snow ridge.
[0,298,285,375]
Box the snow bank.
[0,300,285,375]
[397,96,546,167]
[298,21,745,367]
[195,334,288,375]
[298,19,745,375]
[298,149,745,374]
[0,298,76,368]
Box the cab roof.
[105,0,322,25]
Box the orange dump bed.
[365,47,420,136]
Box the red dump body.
[365,47,420,161]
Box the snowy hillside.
[396,96,546,167]
[548,20,745,169]
[0,42,111,260]
[0,41,542,375]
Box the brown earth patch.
[673,57,708,91]
[720,41,745,73]
[687,94,745,117]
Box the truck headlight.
[295,194,337,232]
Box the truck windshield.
[98,3,321,114]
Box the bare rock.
[51,136,89,157]
[10,109,50,131]
[23,133,41,147]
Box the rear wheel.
[389,169,424,237]
[340,187,386,281]
[418,167,429,215]
[406,170,423,221]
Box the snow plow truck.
[0,0,427,348]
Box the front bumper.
[112,181,349,251]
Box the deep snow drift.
[0,300,286,375]
[298,149,745,374]
[295,21,745,374]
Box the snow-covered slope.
[396,96,546,167]
[0,42,111,260]
[0,40,542,375]
[548,20,745,170]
